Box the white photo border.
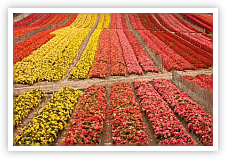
[8,8,218,151]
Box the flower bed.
[151,79,213,145]
[109,29,126,76]
[110,82,149,145]
[133,81,194,145]
[14,89,45,127]
[69,28,102,79]
[89,29,110,78]
[15,87,81,145]
[117,29,143,75]
[183,74,213,92]
[62,85,107,145]
[123,29,159,73]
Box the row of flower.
[156,14,212,46]
[133,81,195,145]
[15,87,81,145]
[181,13,212,33]
[14,13,76,39]
[96,13,110,29]
[109,29,127,76]
[175,32,212,54]
[137,13,161,31]
[14,30,55,65]
[14,27,91,84]
[172,14,202,33]
[13,14,79,65]
[61,85,107,145]
[183,74,213,92]
[191,14,213,27]
[137,30,188,71]
[110,82,149,145]
[124,29,159,73]
[89,28,159,79]
[151,31,212,68]
[69,28,102,79]
[109,13,116,29]
[153,13,212,54]
[117,29,143,75]
[151,79,213,145]
[14,14,55,39]
[14,13,97,84]
[163,29,212,60]
[14,89,45,127]
[108,13,127,29]
[14,13,44,29]
[89,29,110,78]
[128,13,146,30]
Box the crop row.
[15,87,81,145]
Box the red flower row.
[140,31,180,71]
[164,30,212,59]
[175,32,212,54]
[14,13,44,29]
[89,29,110,78]
[117,29,143,75]
[151,79,213,145]
[152,31,212,68]
[183,74,213,92]
[128,13,146,30]
[154,13,212,54]
[14,30,55,64]
[109,13,116,29]
[116,13,123,29]
[110,82,149,145]
[62,85,107,145]
[172,14,202,33]
[137,13,160,31]
[109,29,126,76]
[143,30,196,70]
[133,81,194,145]
[121,13,128,29]
[123,29,159,73]
[181,14,212,33]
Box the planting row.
[151,79,213,145]
[62,85,107,145]
[14,14,98,84]
[14,89,45,127]
[14,79,213,145]
[183,74,213,92]
[15,87,81,145]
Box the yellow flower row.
[70,13,88,28]
[96,13,105,29]
[103,13,110,29]
[70,13,97,28]
[14,28,79,84]
[15,87,81,145]
[69,28,102,79]
[14,89,45,127]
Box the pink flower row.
[133,81,194,145]
[117,29,143,75]
[123,29,159,73]
[151,79,213,145]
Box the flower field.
[13,13,213,146]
